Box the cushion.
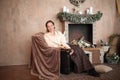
[94,64,113,73]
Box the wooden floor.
[0,65,39,80]
[0,64,120,80]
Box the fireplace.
[62,22,102,63]
[69,24,93,44]
[64,22,97,44]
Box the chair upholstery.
[30,32,72,80]
[30,32,60,80]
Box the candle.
[86,9,89,14]
[63,6,67,12]
[79,11,82,14]
[67,9,69,13]
[89,7,93,14]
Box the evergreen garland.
[57,11,103,24]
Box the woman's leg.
[69,45,100,77]
[69,45,93,72]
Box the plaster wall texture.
[0,0,119,66]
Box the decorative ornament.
[57,11,103,24]
[106,53,120,64]
[69,0,86,7]
[71,36,91,48]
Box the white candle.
[89,7,93,14]
[86,9,89,14]
[63,6,67,12]
[67,9,69,13]
[79,11,82,14]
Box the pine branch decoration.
[57,11,103,24]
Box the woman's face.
[46,22,55,32]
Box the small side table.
[83,48,101,64]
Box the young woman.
[44,20,100,77]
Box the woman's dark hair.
[45,20,55,32]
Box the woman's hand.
[59,44,74,55]
[58,44,67,49]
[58,44,74,55]
[70,49,74,55]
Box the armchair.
[30,32,60,80]
[30,32,72,80]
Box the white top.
[44,31,70,48]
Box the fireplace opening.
[68,24,93,44]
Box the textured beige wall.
[0,0,120,66]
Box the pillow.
[94,64,113,73]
